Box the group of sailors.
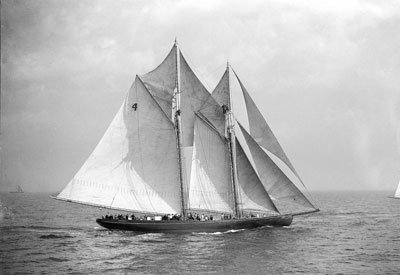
[187,212,213,221]
[102,212,238,222]
[103,214,136,220]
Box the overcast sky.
[1,0,399,192]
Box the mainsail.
[57,42,317,219]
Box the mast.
[226,62,241,218]
[174,39,187,219]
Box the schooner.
[55,41,319,233]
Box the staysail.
[238,122,316,211]
[57,76,181,214]
[188,114,234,213]
[235,138,279,214]
[233,71,302,183]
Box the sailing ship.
[390,180,400,199]
[10,185,24,193]
[55,41,319,233]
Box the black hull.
[96,215,293,233]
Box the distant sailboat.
[54,41,319,233]
[10,185,24,193]
[392,180,400,199]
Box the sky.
[1,0,399,192]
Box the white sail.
[141,46,226,209]
[211,69,230,108]
[234,71,302,183]
[238,123,316,210]
[188,115,234,213]
[235,138,279,214]
[142,45,225,146]
[57,76,181,214]
[395,180,400,198]
[179,52,225,145]
[141,45,177,121]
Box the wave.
[1,225,84,231]
[39,234,74,239]
[194,228,246,235]
[46,257,69,262]
[0,202,15,220]
[138,239,168,244]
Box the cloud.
[1,0,400,192]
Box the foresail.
[235,138,279,214]
[238,123,316,211]
[188,115,234,213]
[234,72,302,183]
[57,76,181,214]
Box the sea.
[0,191,399,274]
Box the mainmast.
[174,39,187,219]
[226,62,241,218]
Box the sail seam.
[195,112,227,142]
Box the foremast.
[173,39,187,220]
[225,62,241,218]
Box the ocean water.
[0,191,399,274]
